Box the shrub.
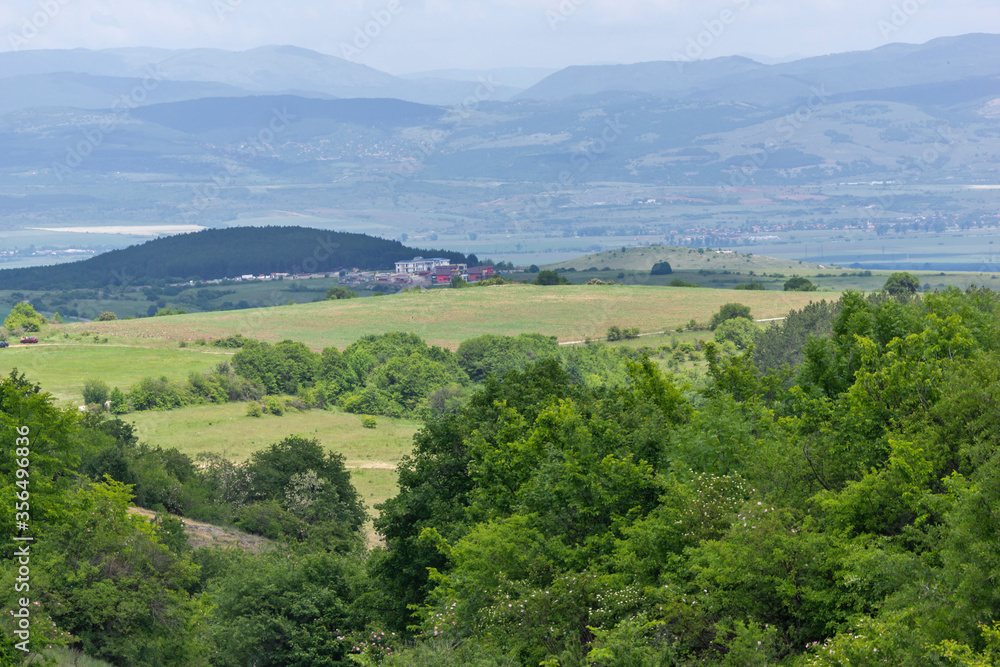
[651,261,673,275]
[326,286,358,300]
[734,281,766,290]
[714,316,758,350]
[669,279,699,287]
[263,396,285,416]
[82,379,111,406]
[96,311,118,321]
[709,303,753,330]
[361,416,378,429]
[784,276,817,291]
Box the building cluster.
[393,257,496,284]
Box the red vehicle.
[20,337,38,344]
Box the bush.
[734,281,766,290]
[533,270,571,285]
[710,303,753,330]
[4,302,45,332]
[651,261,673,275]
[713,316,758,350]
[883,271,920,296]
[784,276,817,291]
[82,379,111,406]
[246,402,264,418]
[326,286,358,300]
[263,396,285,416]
[669,279,700,287]
[96,311,118,321]
[361,416,378,429]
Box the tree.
[528,264,540,273]
[883,272,920,296]
[3,302,45,332]
[784,276,817,292]
[533,270,570,286]
[710,303,753,330]
[450,275,469,288]
[82,379,111,406]
[326,286,358,300]
[651,261,673,275]
[96,311,118,321]
[714,317,757,350]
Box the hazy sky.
[1,0,996,74]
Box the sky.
[0,0,997,74]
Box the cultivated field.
[63,285,825,350]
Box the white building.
[394,257,452,274]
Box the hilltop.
[0,226,474,290]
[547,245,830,273]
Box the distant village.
[171,257,513,289]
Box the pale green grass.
[127,402,419,468]
[0,342,230,404]
[69,285,824,350]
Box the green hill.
[546,245,830,273]
[0,226,475,290]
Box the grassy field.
[128,402,418,529]
[0,342,231,403]
[128,402,419,467]
[63,285,824,350]
[548,246,829,272]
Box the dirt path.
[128,506,270,552]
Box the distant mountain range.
[0,227,476,290]
[519,34,1000,104]
[3,34,998,112]
[1,33,999,236]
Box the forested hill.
[0,226,474,289]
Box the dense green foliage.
[7,286,1000,665]
[534,270,572,286]
[650,261,673,275]
[709,302,753,330]
[784,276,817,291]
[326,286,358,300]
[0,227,475,290]
[3,303,45,333]
[883,271,921,296]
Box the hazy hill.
[0,45,517,108]
[0,72,259,115]
[547,246,828,272]
[521,33,1000,104]
[131,96,446,134]
[0,226,475,289]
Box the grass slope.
[65,285,825,350]
[547,246,829,272]
[0,343,230,403]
